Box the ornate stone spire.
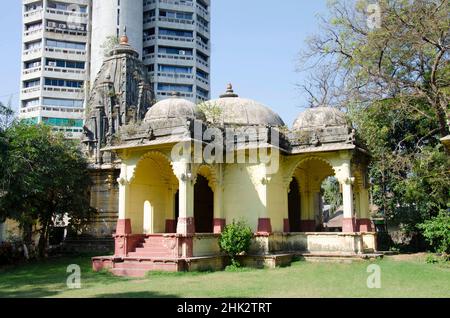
[220,83,239,98]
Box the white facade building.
[20,0,211,138]
[20,0,90,139]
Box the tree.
[297,0,449,251]
[322,177,343,214]
[101,36,119,57]
[0,123,96,257]
[299,0,449,138]
[0,100,15,132]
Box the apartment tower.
[20,0,211,138]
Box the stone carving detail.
[82,36,154,165]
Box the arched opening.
[289,157,336,233]
[194,175,214,233]
[288,178,302,232]
[129,152,178,234]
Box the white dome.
[145,96,204,122]
[293,107,348,130]
[203,84,285,127]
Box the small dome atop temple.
[144,94,204,122]
[293,107,349,131]
[203,84,285,127]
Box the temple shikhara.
[85,34,378,277]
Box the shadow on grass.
[95,291,179,298]
[0,255,130,298]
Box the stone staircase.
[127,235,176,259]
[104,235,182,277]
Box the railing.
[43,86,83,94]
[24,28,43,37]
[197,58,209,68]
[44,66,85,75]
[45,26,87,37]
[157,91,193,98]
[196,4,209,18]
[23,48,42,56]
[45,47,86,56]
[22,66,42,76]
[196,40,209,52]
[20,105,84,114]
[24,9,43,18]
[197,23,209,34]
[144,53,194,61]
[152,72,194,79]
[46,8,88,18]
[21,87,40,95]
[144,35,194,43]
[196,76,209,85]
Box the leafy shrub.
[219,220,253,268]
[418,211,450,255]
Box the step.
[128,252,175,258]
[111,268,151,277]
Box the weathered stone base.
[92,231,379,277]
[92,255,227,277]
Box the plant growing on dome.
[219,219,253,269]
[197,101,223,126]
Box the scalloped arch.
[283,156,336,188]
[194,164,219,191]
[128,151,177,186]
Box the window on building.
[44,78,83,88]
[23,99,40,108]
[159,28,193,38]
[24,79,40,88]
[43,98,84,108]
[46,59,85,69]
[158,46,193,56]
[158,65,192,74]
[46,39,86,51]
[158,83,193,93]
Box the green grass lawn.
[0,254,449,298]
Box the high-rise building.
[20,0,211,138]
[20,0,91,139]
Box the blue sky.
[0,0,328,126]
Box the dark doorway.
[288,178,302,232]
[174,190,179,221]
[194,175,214,233]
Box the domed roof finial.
[119,26,129,45]
[220,83,239,98]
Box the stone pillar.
[175,163,195,235]
[116,177,131,235]
[283,183,290,233]
[299,190,315,232]
[340,162,356,232]
[358,188,373,232]
[213,179,226,234]
[257,176,272,235]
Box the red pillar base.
[177,217,195,235]
[165,219,177,233]
[283,219,290,233]
[342,218,357,232]
[358,219,374,232]
[299,220,316,232]
[257,218,272,235]
[116,219,132,235]
[213,219,226,234]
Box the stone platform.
[92,232,379,277]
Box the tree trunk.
[38,221,49,258]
